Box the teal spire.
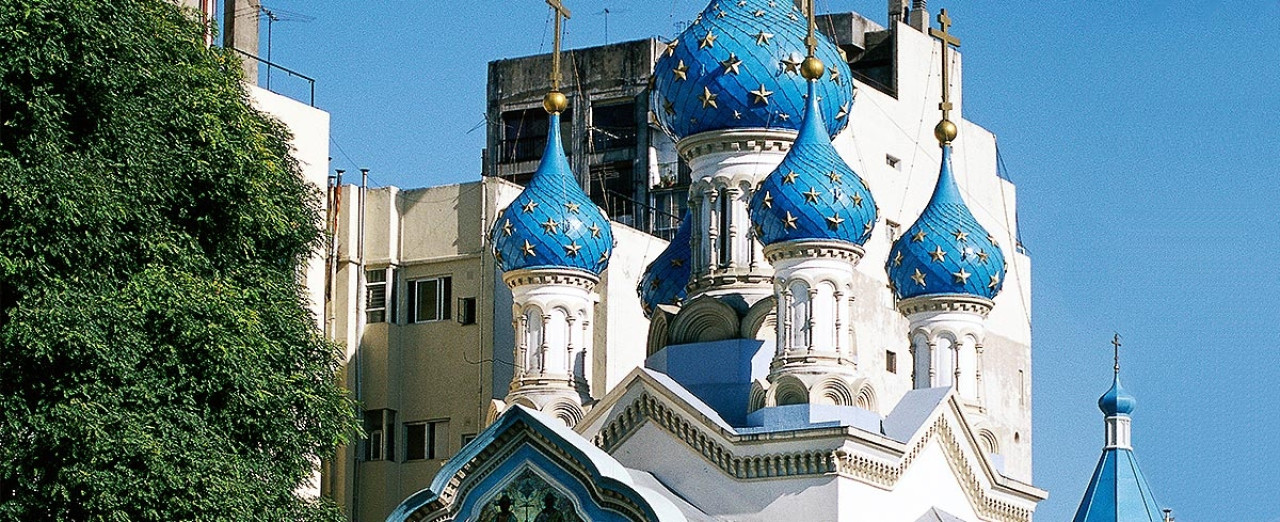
[1072,347,1165,522]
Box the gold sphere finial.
[934,119,958,144]
[543,90,569,114]
[801,56,825,80]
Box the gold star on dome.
[541,218,560,234]
[781,171,798,184]
[762,191,774,208]
[754,31,774,46]
[803,187,821,203]
[649,277,663,290]
[662,98,676,116]
[829,67,842,85]
[952,269,971,284]
[929,245,947,262]
[826,214,844,229]
[911,268,927,287]
[699,87,719,109]
[826,170,843,183]
[836,102,849,120]
[988,274,1001,289]
[699,31,717,49]
[564,202,580,213]
[863,222,873,234]
[564,241,582,257]
[782,211,799,230]
[976,249,990,263]
[665,39,679,56]
[494,249,503,263]
[788,12,799,21]
[501,219,514,236]
[988,233,999,246]
[768,0,777,7]
[598,251,610,264]
[588,224,602,238]
[777,112,790,121]
[781,55,803,74]
[670,258,685,268]
[893,251,903,267]
[716,9,727,18]
[673,60,689,81]
[851,193,863,206]
[749,84,774,105]
[911,230,927,242]
[521,240,537,258]
[736,0,746,6]
[732,110,742,119]
[753,9,765,17]
[953,229,968,242]
[521,200,538,213]
[721,53,743,75]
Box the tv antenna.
[595,7,630,45]
[252,3,314,88]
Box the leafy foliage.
[0,1,357,520]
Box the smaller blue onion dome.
[490,113,614,276]
[651,0,854,141]
[887,145,1006,301]
[748,80,876,247]
[1098,373,1137,416]
[637,212,694,318]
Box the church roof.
[638,211,693,317]
[1072,448,1164,522]
[748,79,876,247]
[490,112,614,275]
[887,144,1006,302]
[651,0,852,140]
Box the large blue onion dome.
[1098,373,1137,417]
[748,80,876,247]
[651,0,854,141]
[637,212,693,318]
[887,145,1006,301]
[490,113,614,276]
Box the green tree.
[0,1,357,520]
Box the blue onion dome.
[886,145,1007,301]
[490,113,614,276]
[651,0,854,141]
[637,212,694,318]
[748,80,876,247]
[1098,373,1137,416]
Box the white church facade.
[312,1,1171,520]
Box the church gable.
[387,406,685,522]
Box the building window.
[886,154,902,170]
[886,220,901,241]
[366,268,388,323]
[405,419,448,461]
[461,433,477,447]
[589,102,637,152]
[408,276,452,323]
[886,350,898,374]
[363,409,396,461]
[456,297,477,326]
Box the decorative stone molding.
[763,240,866,264]
[896,294,994,317]
[667,296,740,345]
[502,268,599,290]
[589,387,1039,522]
[405,416,652,522]
[676,128,798,162]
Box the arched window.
[524,307,544,373]
[787,280,810,349]
[544,308,570,375]
[812,282,837,351]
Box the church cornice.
[502,267,600,290]
[580,370,1045,522]
[676,128,797,162]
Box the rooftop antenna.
[255,4,313,89]
[595,7,631,45]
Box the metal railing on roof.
[229,47,316,106]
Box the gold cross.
[802,0,817,55]
[547,0,572,91]
[1111,333,1122,374]
[928,9,961,119]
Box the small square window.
[886,220,901,241]
[886,350,898,374]
[366,269,388,323]
[886,154,902,170]
[456,297,477,326]
[408,276,452,323]
[363,409,396,462]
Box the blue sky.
[244,1,1279,520]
